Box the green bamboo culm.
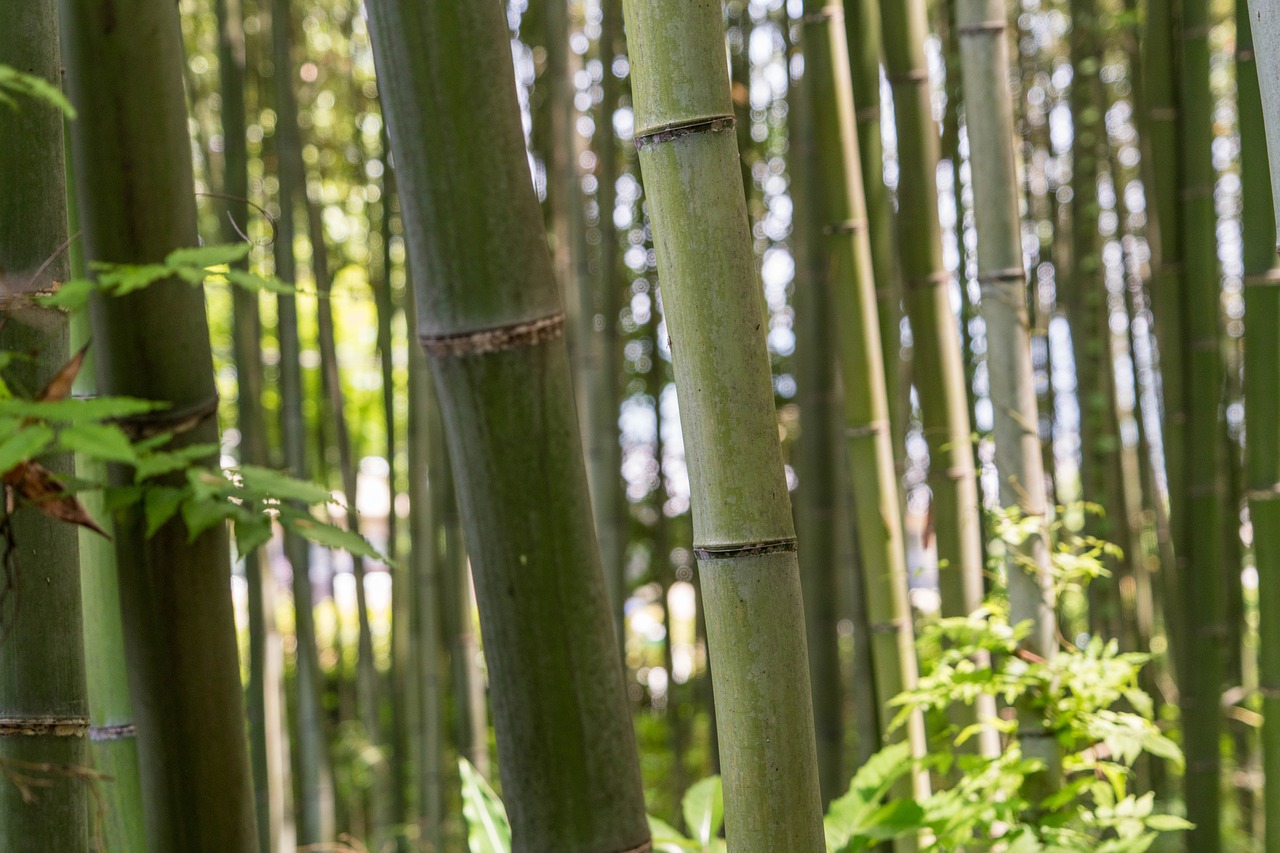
[621,1,826,847]
[1242,4,1280,850]
[59,0,259,848]
[366,4,649,851]
[954,0,1057,785]
[878,0,987,623]
[799,0,931,816]
[0,3,89,850]
[1175,0,1225,846]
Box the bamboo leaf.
[458,757,511,853]
[680,776,723,846]
[0,64,76,117]
[165,243,251,269]
[647,816,698,852]
[58,423,137,464]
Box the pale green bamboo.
[0,6,88,848]
[268,0,336,841]
[622,1,825,846]
[216,1,285,847]
[800,0,930,814]
[1240,4,1280,848]
[60,0,258,846]
[1176,1,1225,846]
[955,0,1057,789]
[367,3,649,849]
[878,0,986,624]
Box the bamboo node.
[693,537,797,560]
[1257,685,1280,699]
[869,619,907,634]
[1245,484,1280,501]
[845,420,887,439]
[1148,107,1179,122]
[957,20,1006,36]
[89,723,137,742]
[113,395,221,441]
[634,115,736,151]
[1243,268,1280,287]
[419,313,565,358]
[887,69,930,85]
[904,271,950,290]
[1178,184,1214,201]
[0,716,89,737]
[800,5,841,24]
[977,267,1026,285]
[855,105,882,123]
[823,219,868,236]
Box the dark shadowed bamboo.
[622,1,825,846]
[367,3,649,850]
[60,0,257,846]
[791,59,846,806]
[956,0,1057,786]
[1240,4,1280,848]
[801,0,930,812]
[216,1,285,847]
[268,0,336,841]
[1176,1,1225,845]
[878,0,986,625]
[0,5,88,848]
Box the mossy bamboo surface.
[801,0,930,812]
[216,1,285,847]
[0,6,88,848]
[843,0,907,470]
[956,0,1057,785]
[790,60,846,806]
[1240,4,1280,848]
[367,3,648,850]
[60,0,257,847]
[268,0,335,841]
[622,1,825,846]
[879,0,986,621]
[1175,1,1225,846]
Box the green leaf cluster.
[0,63,75,117]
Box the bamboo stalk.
[1240,4,1280,848]
[0,5,88,849]
[622,1,825,845]
[367,4,649,849]
[60,0,258,846]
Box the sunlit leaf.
[681,775,723,847]
[458,757,511,853]
[278,507,384,562]
[165,243,252,270]
[236,464,335,505]
[0,396,167,424]
[35,277,97,310]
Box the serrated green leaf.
[279,508,384,562]
[102,485,144,512]
[35,277,98,310]
[0,425,54,473]
[236,464,335,505]
[647,815,697,852]
[134,442,219,482]
[0,396,167,424]
[165,243,252,270]
[681,776,723,846]
[93,261,172,296]
[234,518,274,560]
[224,269,294,294]
[1143,815,1192,832]
[458,757,511,853]
[58,423,137,464]
[856,799,924,840]
[180,497,243,542]
[144,486,187,538]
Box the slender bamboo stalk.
[267,0,336,842]
[956,0,1058,787]
[878,0,986,627]
[0,5,88,849]
[843,0,907,470]
[622,1,825,846]
[60,0,258,846]
[800,0,930,811]
[367,4,649,849]
[1175,0,1225,845]
[216,1,285,848]
[790,56,846,806]
[1239,5,1280,848]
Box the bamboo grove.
[6,0,1280,850]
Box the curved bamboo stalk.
[367,4,649,850]
[60,0,258,846]
[621,1,825,846]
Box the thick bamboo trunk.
[621,1,825,846]
[956,0,1058,787]
[60,0,258,847]
[367,4,649,850]
[0,5,89,849]
[1240,5,1280,849]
